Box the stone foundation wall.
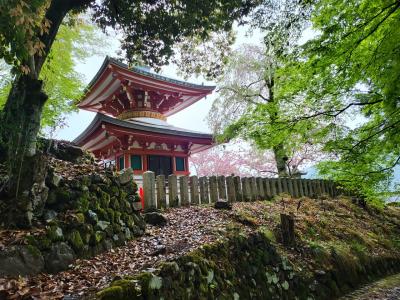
[97,230,400,300]
[0,143,145,276]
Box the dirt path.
[339,273,400,300]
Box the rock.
[150,244,167,256]
[117,168,134,185]
[47,140,84,163]
[49,173,62,188]
[132,213,146,230]
[44,242,75,273]
[87,210,99,224]
[97,220,110,231]
[67,230,84,252]
[144,212,168,226]
[214,199,232,210]
[47,226,64,241]
[0,246,44,276]
[130,225,144,237]
[123,182,138,196]
[123,227,131,239]
[91,173,106,185]
[132,202,142,211]
[102,239,113,251]
[44,210,58,223]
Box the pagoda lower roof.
[73,113,214,154]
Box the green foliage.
[277,0,400,200]
[204,1,323,177]
[174,30,236,80]
[90,0,256,69]
[0,18,106,130]
[0,0,50,71]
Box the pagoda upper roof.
[78,57,215,118]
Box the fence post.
[320,179,327,195]
[199,177,209,204]
[234,176,243,202]
[250,177,258,201]
[217,175,227,200]
[269,178,277,198]
[209,176,218,203]
[287,179,294,197]
[277,178,284,195]
[297,179,305,197]
[329,180,335,198]
[292,178,299,198]
[156,175,166,209]
[318,179,325,196]
[190,175,200,205]
[180,176,189,206]
[226,176,236,203]
[306,179,312,198]
[263,178,272,199]
[333,182,339,197]
[168,174,179,207]
[143,171,156,211]
[242,177,252,201]
[256,177,265,199]
[313,179,321,196]
[281,178,289,194]
[302,179,309,197]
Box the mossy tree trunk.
[1,76,49,227]
[273,144,289,178]
[0,0,83,228]
[267,78,289,178]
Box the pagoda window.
[175,156,185,171]
[118,155,125,170]
[130,155,142,170]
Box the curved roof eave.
[73,113,214,145]
[82,56,216,97]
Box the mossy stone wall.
[98,230,400,300]
[0,168,146,276]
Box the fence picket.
[234,176,243,202]
[199,177,209,204]
[143,171,156,211]
[156,175,166,209]
[190,175,200,205]
[180,176,189,206]
[217,176,227,200]
[226,176,236,203]
[209,176,218,203]
[168,174,179,207]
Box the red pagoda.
[73,57,214,177]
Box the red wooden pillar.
[124,152,130,169]
[143,154,148,171]
[172,156,177,174]
[185,156,189,174]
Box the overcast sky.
[55,26,263,142]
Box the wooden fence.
[141,171,339,211]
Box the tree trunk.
[0,76,49,228]
[267,78,289,178]
[273,144,289,177]
[0,0,79,228]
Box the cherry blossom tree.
[190,140,324,178]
